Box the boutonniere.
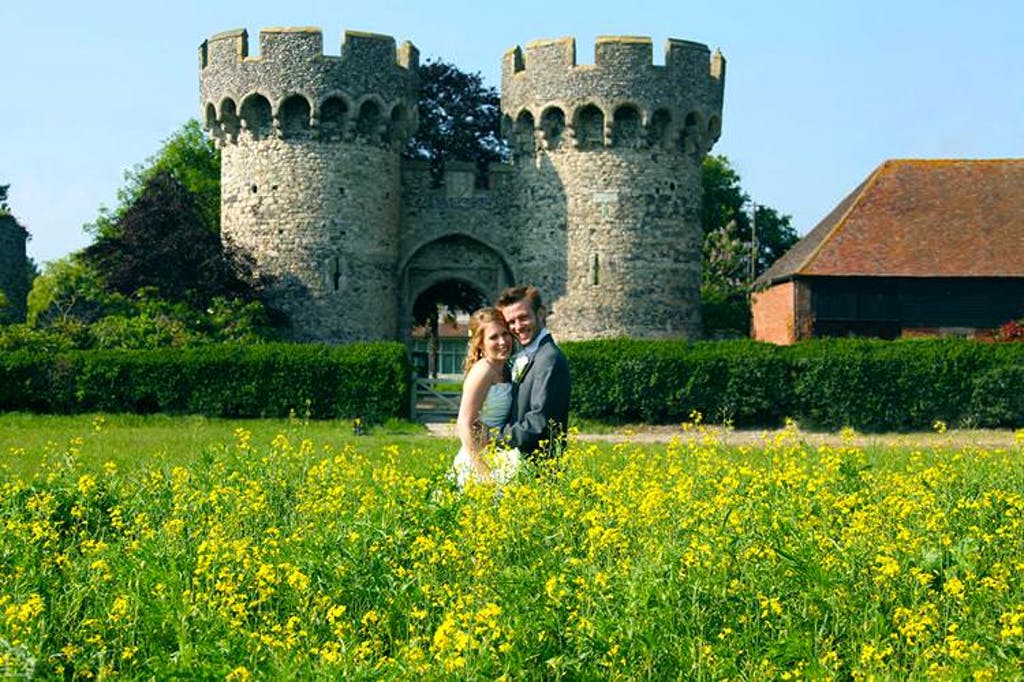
[511,355,530,383]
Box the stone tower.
[199,28,419,341]
[199,27,723,342]
[0,214,29,324]
[502,37,724,339]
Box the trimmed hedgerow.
[3,337,1023,430]
[785,339,1024,431]
[969,364,1024,428]
[563,339,790,427]
[564,338,1024,431]
[0,342,408,422]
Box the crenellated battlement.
[501,34,724,155]
[199,26,419,148]
[502,34,722,80]
[200,27,418,71]
[594,36,653,70]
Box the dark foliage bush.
[785,339,1024,431]
[4,337,1024,430]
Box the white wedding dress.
[451,382,521,488]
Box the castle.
[199,27,724,342]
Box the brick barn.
[751,159,1024,344]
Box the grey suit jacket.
[502,334,571,459]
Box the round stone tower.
[199,27,419,341]
[502,36,725,339]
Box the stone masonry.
[199,27,724,342]
[0,215,29,324]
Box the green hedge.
[564,340,790,426]
[3,338,1023,430]
[784,339,1020,430]
[563,338,1024,430]
[0,342,409,422]
[968,364,1024,428]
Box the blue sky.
[2,1,1022,265]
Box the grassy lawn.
[0,413,444,477]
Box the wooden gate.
[410,378,461,423]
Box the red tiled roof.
[410,321,470,340]
[759,159,1024,282]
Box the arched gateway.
[401,233,515,376]
[400,233,515,333]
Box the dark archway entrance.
[410,278,489,377]
[400,233,516,377]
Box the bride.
[451,307,521,488]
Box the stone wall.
[399,160,517,327]
[202,26,418,341]
[221,137,403,341]
[539,147,703,339]
[0,215,28,324]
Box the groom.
[495,285,571,460]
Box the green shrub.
[0,342,409,422]
[785,339,1023,431]
[564,339,788,426]
[566,337,1024,430]
[969,364,1024,428]
[5,336,1024,430]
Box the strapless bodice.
[479,382,513,428]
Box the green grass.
[0,413,441,477]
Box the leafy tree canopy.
[83,169,246,306]
[20,120,275,349]
[700,155,800,336]
[701,155,798,290]
[18,258,270,350]
[88,120,220,240]
[404,59,508,185]
[0,183,9,215]
[27,255,119,328]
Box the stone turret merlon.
[199,27,419,146]
[501,35,724,154]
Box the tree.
[404,59,508,186]
[701,155,799,335]
[27,255,119,327]
[24,256,39,291]
[0,184,9,215]
[83,169,245,306]
[702,155,798,281]
[23,121,275,348]
[23,256,271,349]
[89,120,220,240]
[82,120,268,313]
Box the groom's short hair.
[497,285,544,315]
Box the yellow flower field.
[2,421,1023,679]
